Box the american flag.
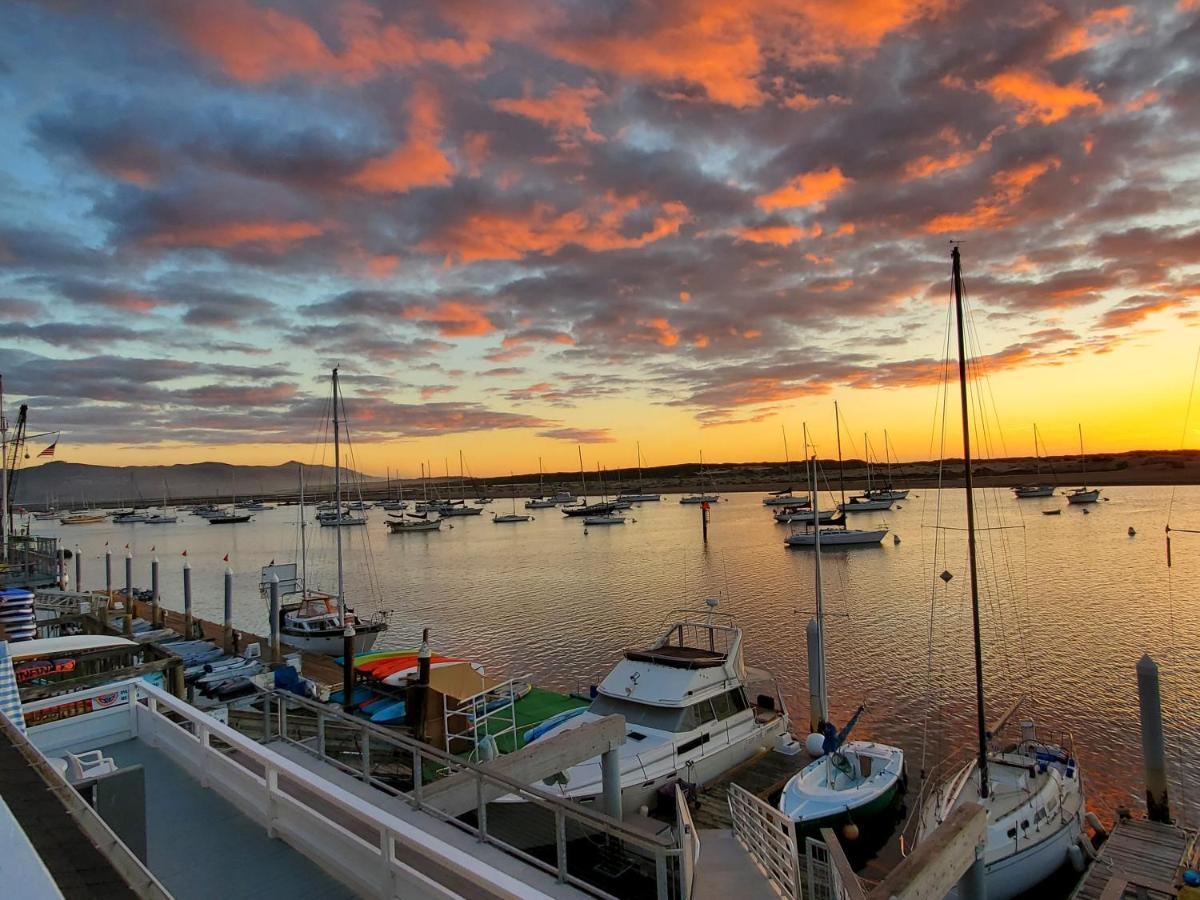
[37,440,57,458]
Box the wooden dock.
[690,745,807,830]
[1071,817,1197,900]
[125,597,346,686]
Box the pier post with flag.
[268,573,280,664]
[223,564,235,654]
[73,545,81,593]
[151,553,160,627]
[182,554,193,639]
[105,544,112,596]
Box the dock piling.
[268,573,280,663]
[1136,653,1171,823]
[123,550,133,636]
[73,545,81,592]
[700,501,709,543]
[151,556,160,627]
[601,741,622,820]
[105,546,112,595]
[223,567,235,654]
[183,560,193,639]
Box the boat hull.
[279,626,384,656]
[785,528,887,546]
[1066,489,1100,504]
[1013,485,1055,498]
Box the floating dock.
[1070,816,1197,900]
[689,746,807,830]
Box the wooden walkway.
[1070,817,1196,900]
[127,597,346,686]
[690,745,807,830]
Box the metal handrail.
[256,687,683,899]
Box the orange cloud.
[402,300,494,337]
[1049,6,1131,60]
[143,219,325,251]
[735,222,822,245]
[637,317,680,347]
[420,194,689,263]
[1098,296,1185,329]
[924,158,1060,233]
[348,84,454,193]
[493,83,604,144]
[984,69,1102,124]
[160,0,488,83]
[757,167,849,211]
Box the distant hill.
[11,461,367,507]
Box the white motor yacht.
[514,605,789,815]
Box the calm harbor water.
[37,485,1200,833]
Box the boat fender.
[843,822,860,841]
[1085,812,1106,840]
[805,733,826,758]
[1068,842,1086,873]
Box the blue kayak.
[523,707,588,745]
[329,686,373,706]
[370,699,408,724]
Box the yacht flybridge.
[517,604,789,815]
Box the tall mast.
[782,426,791,484]
[299,464,307,595]
[864,432,871,495]
[538,456,544,495]
[884,429,893,489]
[1078,424,1087,489]
[951,245,989,799]
[0,375,7,557]
[332,369,345,614]
[811,450,827,721]
[577,445,587,502]
[459,450,465,499]
[834,402,845,510]
[637,441,644,492]
[1033,425,1041,478]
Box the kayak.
[367,654,461,679]
[329,686,374,706]
[523,707,589,745]
[370,698,408,724]
[380,659,478,687]
[339,648,419,667]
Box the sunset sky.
[1,0,1198,477]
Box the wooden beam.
[818,828,868,900]
[421,714,625,818]
[869,802,985,900]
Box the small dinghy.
[1042,509,1062,516]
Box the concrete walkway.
[693,828,782,900]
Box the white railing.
[261,687,684,900]
[28,679,561,900]
[727,781,802,899]
[675,784,700,900]
[805,834,866,900]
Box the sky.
[1,0,1198,477]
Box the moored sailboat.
[916,246,1085,900]
[1013,424,1057,498]
[1066,425,1101,504]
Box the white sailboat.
[763,427,808,506]
[583,465,625,524]
[780,453,905,833]
[862,431,909,501]
[1065,425,1101,504]
[276,376,388,657]
[917,246,1085,900]
[679,450,719,504]
[791,408,887,545]
[618,441,661,502]
[144,481,177,524]
[525,458,558,508]
[840,434,895,512]
[493,473,532,523]
[1013,424,1057,498]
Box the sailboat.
[839,433,895,512]
[679,451,720,504]
[1013,425,1058,498]
[276,378,389,655]
[145,481,177,524]
[583,464,625,525]
[1065,425,1100,504]
[763,427,809,507]
[493,473,532,523]
[525,458,558,508]
[438,452,484,516]
[618,441,661,502]
[789,407,887,546]
[562,447,617,517]
[917,246,1085,900]
[779,453,905,834]
[862,431,909,501]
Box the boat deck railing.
[0,535,61,589]
[248,687,687,900]
[25,678,573,899]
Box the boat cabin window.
[589,695,686,732]
[709,689,748,721]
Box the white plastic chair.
[65,749,116,781]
